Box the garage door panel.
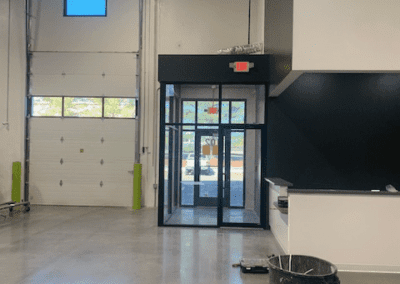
[31,172,133,182]
[31,53,137,76]
[30,187,132,207]
[31,161,135,177]
[56,144,135,159]
[30,165,64,179]
[30,149,135,161]
[30,119,136,206]
[30,120,136,141]
[31,75,135,97]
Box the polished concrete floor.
[165,208,260,225]
[0,206,399,284]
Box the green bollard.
[12,162,21,203]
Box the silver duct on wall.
[217,42,263,55]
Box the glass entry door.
[184,130,245,209]
[194,131,219,206]
[222,129,245,209]
[222,128,261,225]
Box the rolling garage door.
[28,53,137,206]
[29,119,136,206]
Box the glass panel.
[64,97,102,117]
[181,132,195,206]
[199,134,218,198]
[166,84,175,97]
[31,97,62,116]
[104,98,135,118]
[230,132,244,206]
[165,85,179,123]
[164,128,170,221]
[231,102,245,124]
[223,129,261,224]
[183,126,195,130]
[221,101,230,123]
[253,85,265,124]
[197,126,218,129]
[222,85,265,124]
[191,131,218,226]
[182,101,195,124]
[197,101,219,124]
[164,126,180,224]
[165,100,170,123]
[165,85,182,124]
[65,0,106,16]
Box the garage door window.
[31,97,62,117]
[31,96,137,119]
[64,97,103,117]
[104,98,136,118]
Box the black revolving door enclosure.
[158,55,270,228]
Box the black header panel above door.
[158,55,270,84]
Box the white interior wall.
[250,0,265,48]
[0,0,26,204]
[293,0,400,71]
[289,192,400,272]
[158,0,249,55]
[269,184,288,253]
[264,0,293,55]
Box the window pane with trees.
[64,97,102,117]
[32,97,62,117]
[104,98,136,118]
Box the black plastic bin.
[267,255,340,284]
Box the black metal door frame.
[221,128,247,210]
[219,124,264,227]
[158,55,270,229]
[160,91,268,228]
[223,129,231,208]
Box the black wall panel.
[158,55,269,84]
[267,73,400,191]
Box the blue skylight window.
[65,0,107,17]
